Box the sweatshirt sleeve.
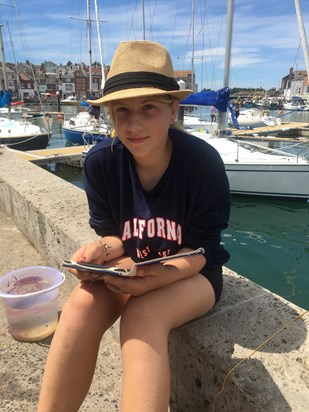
[83,150,119,237]
[183,146,231,268]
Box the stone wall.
[0,146,308,411]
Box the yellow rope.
[212,310,308,412]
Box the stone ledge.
[169,274,308,411]
[0,147,308,411]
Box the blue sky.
[0,0,308,91]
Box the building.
[0,59,194,103]
[18,72,36,101]
[281,68,309,100]
[59,74,76,98]
[0,65,15,92]
[174,70,196,92]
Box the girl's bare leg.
[120,274,215,412]
[38,281,128,412]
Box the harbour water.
[41,105,309,310]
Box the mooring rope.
[212,310,308,411]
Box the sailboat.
[0,24,51,151]
[181,0,309,200]
[60,95,79,106]
[62,0,111,145]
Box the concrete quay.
[0,146,308,411]
[0,211,123,412]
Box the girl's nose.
[125,112,142,133]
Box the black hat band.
[103,71,180,96]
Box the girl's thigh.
[124,274,216,331]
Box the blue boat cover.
[0,90,12,108]
[180,87,230,112]
[80,92,99,107]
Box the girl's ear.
[171,99,179,118]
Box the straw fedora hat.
[88,40,193,106]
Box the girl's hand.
[102,263,176,296]
[101,250,206,295]
[67,242,107,281]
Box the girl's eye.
[144,104,155,111]
[116,106,127,113]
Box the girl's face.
[110,96,179,161]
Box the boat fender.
[57,114,63,123]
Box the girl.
[38,40,230,412]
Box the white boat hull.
[61,96,79,106]
[192,132,309,200]
[230,109,281,128]
[0,117,50,150]
[283,103,304,111]
[225,163,309,199]
[62,112,110,144]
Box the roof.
[19,72,32,81]
[174,70,192,77]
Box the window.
[65,84,73,92]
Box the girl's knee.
[60,283,95,325]
[63,281,127,329]
[65,282,97,309]
[60,282,123,337]
[61,281,113,325]
[120,296,166,338]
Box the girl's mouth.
[128,136,149,144]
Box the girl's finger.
[105,283,126,295]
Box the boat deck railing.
[231,138,309,163]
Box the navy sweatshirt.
[84,128,230,273]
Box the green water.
[223,196,309,310]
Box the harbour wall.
[0,146,308,411]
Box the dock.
[231,121,309,139]
[3,145,89,168]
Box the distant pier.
[231,121,309,141]
[4,145,87,168]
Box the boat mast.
[11,0,43,107]
[191,0,195,91]
[0,2,14,95]
[0,25,8,90]
[87,0,93,94]
[93,0,106,90]
[0,24,12,119]
[142,0,146,40]
[294,0,309,80]
[71,1,107,96]
[6,23,22,98]
[218,0,234,136]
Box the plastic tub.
[0,266,65,342]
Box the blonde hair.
[151,95,184,130]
